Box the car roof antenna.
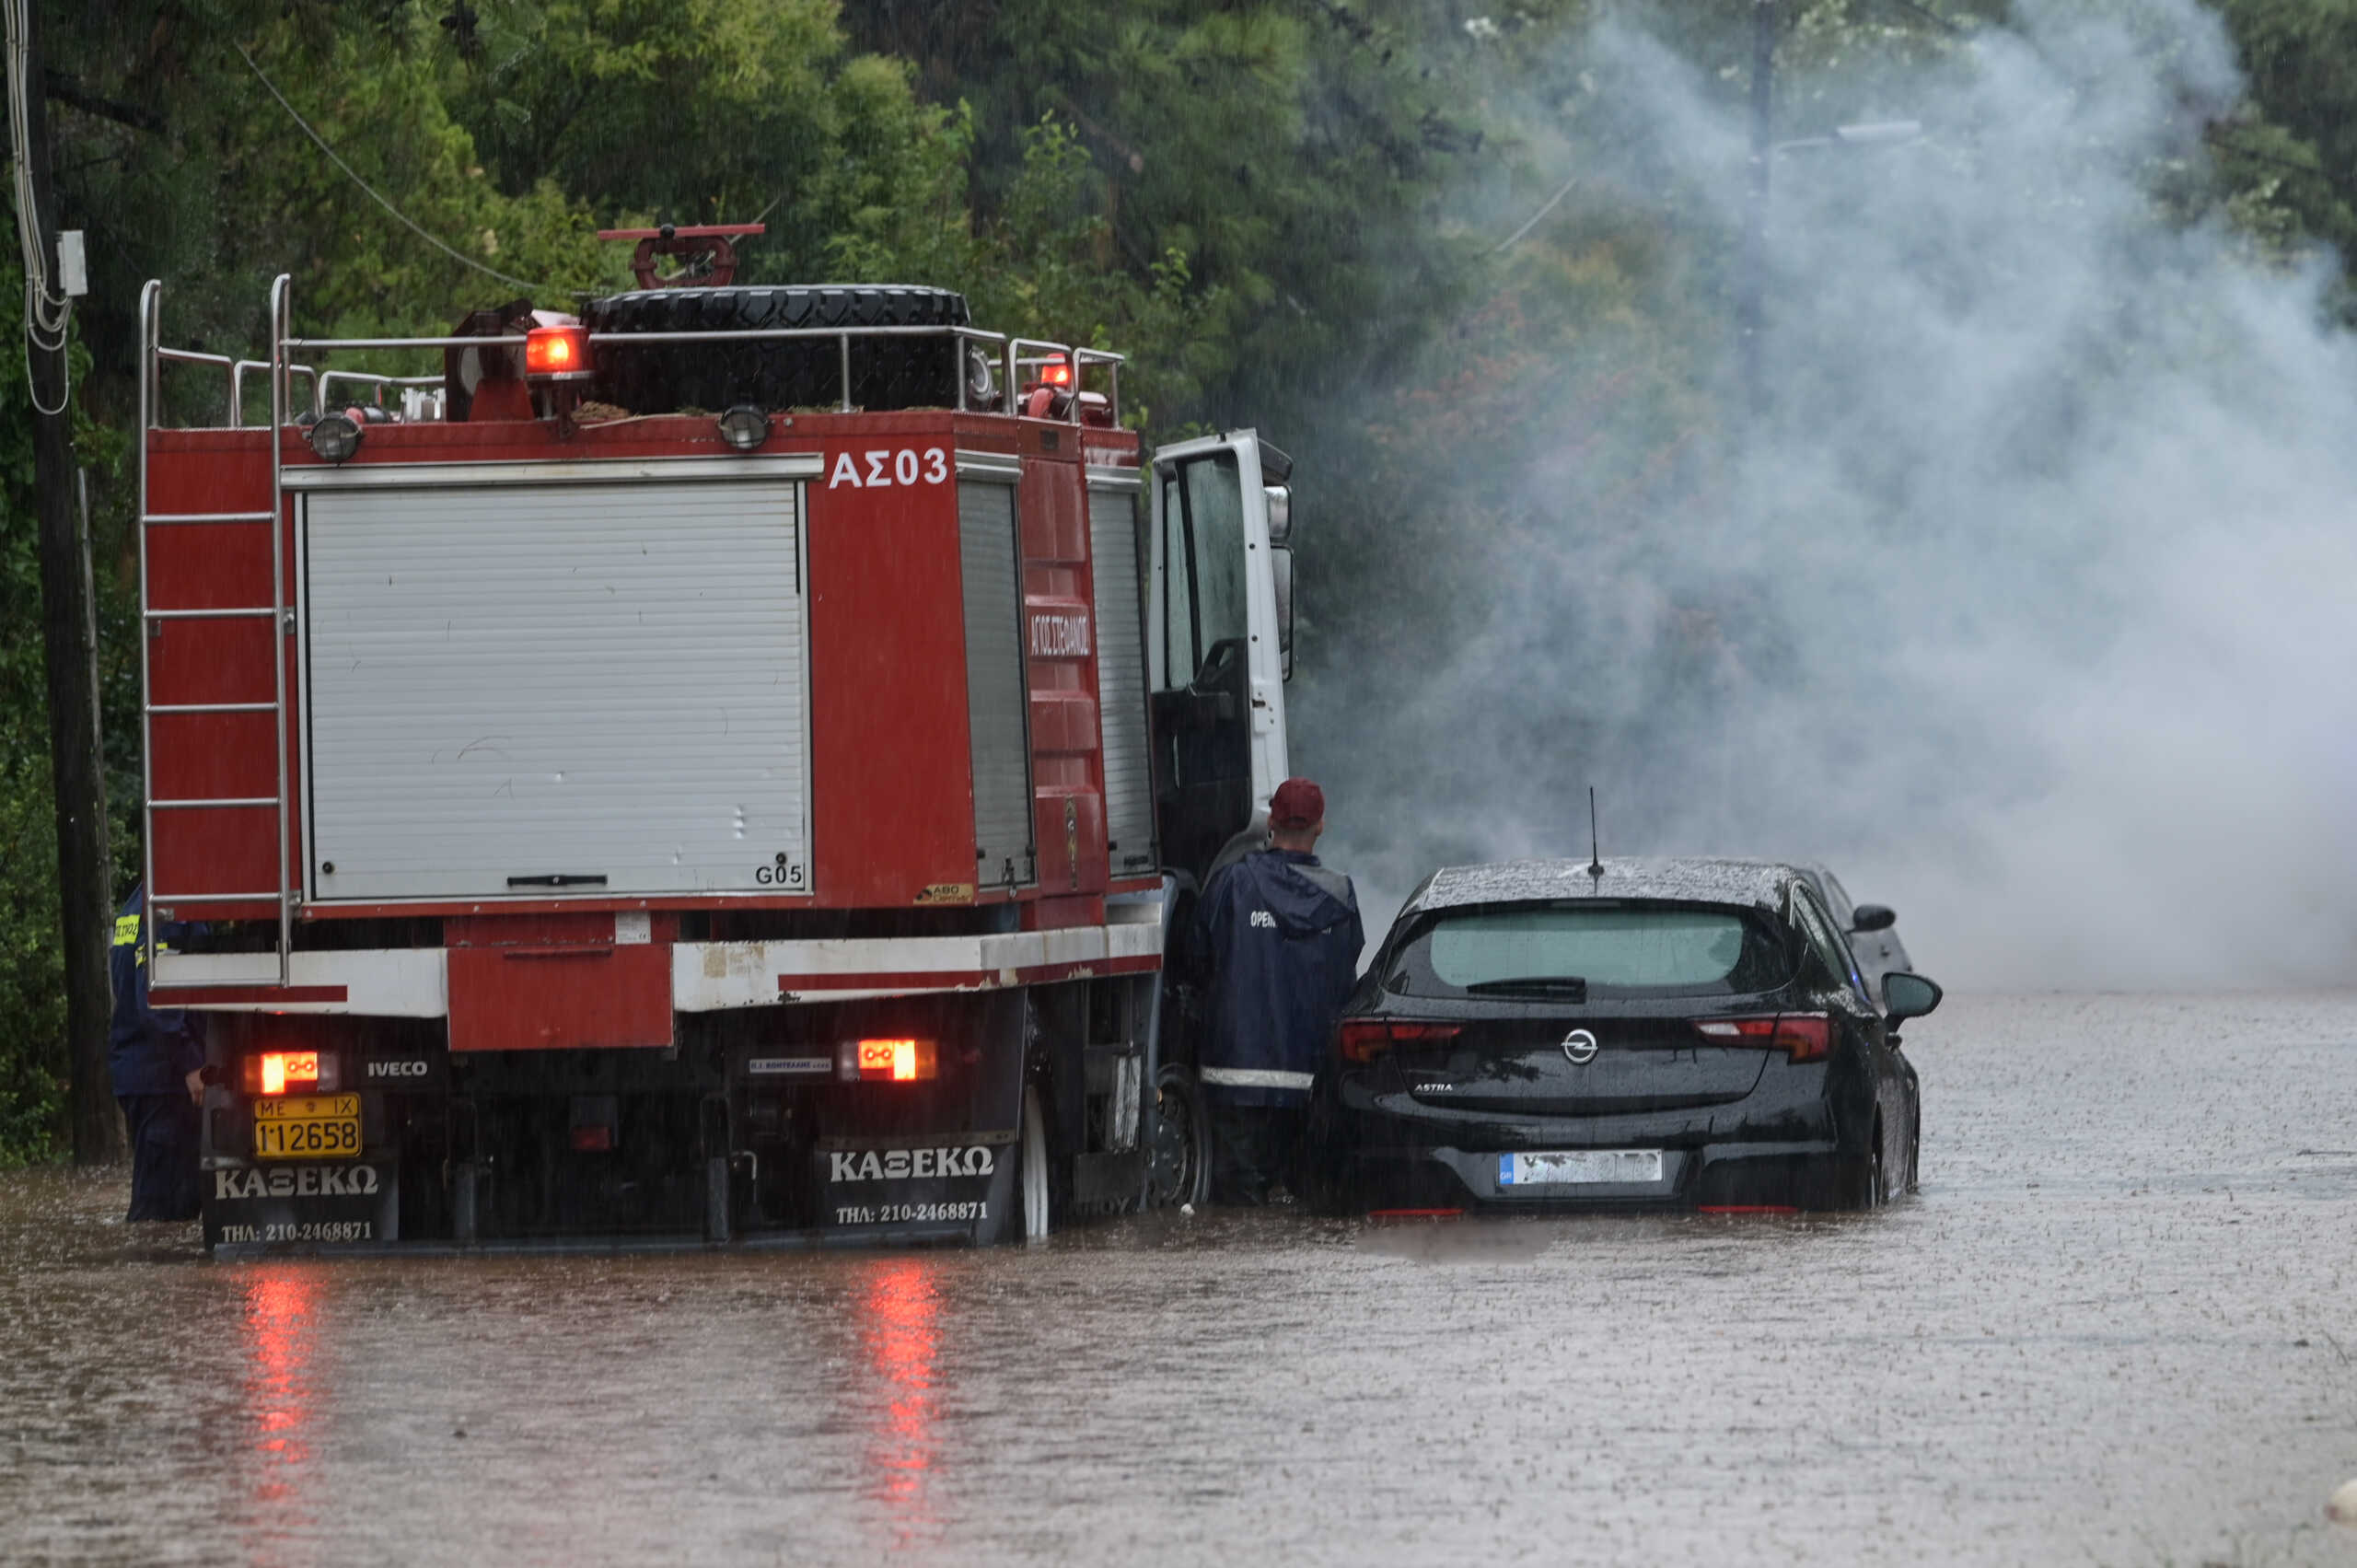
[1587,786,1604,880]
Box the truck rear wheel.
[1147,1064,1210,1209]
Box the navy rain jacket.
[1198,848,1364,1106]
[109,887,205,1098]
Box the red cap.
[1269,777,1325,830]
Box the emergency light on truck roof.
[523,324,591,380]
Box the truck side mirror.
[1850,903,1896,933]
[1272,544,1295,680]
[1265,485,1294,547]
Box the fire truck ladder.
[134,277,302,987]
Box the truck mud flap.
[1073,1149,1144,1212]
[815,1131,1018,1241]
[203,1159,399,1253]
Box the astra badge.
[1562,1028,1600,1065]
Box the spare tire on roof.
[579,285,991,414]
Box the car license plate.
[1498,1149,1663,1186]
[252,1094,362,1160]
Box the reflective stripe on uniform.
[1197,1067,1315,1091]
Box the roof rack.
[142,273,1123,434]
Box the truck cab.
[1147,430,1296,883]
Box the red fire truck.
[136,241,1298,1253]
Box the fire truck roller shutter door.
[303,479,813,900]
[960,480,1034,891]
[1088,482,1155,877]
[580,285,971,415]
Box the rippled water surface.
[6,993,2357,1565]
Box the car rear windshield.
[1385,902,1791,999]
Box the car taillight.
[840,1038,937,1083]
[1337,1020,1461,1064]
[244,1050,338,1096]
[1695,1014,1830,1063]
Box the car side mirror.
[1271,544,1295,680]
[1882,970,1941,1022]
[1850,904,1896,933]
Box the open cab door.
[1147,430,1295,883]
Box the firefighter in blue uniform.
[1196,777,1363,1203]
[110,885,206,1222]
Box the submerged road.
[4,992,2356,1565]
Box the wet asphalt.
[3,992,2356,1566]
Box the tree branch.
[44,72,166,135]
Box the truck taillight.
[1337,1020,1460,1064]
[525,324,590,379]
[245,1051,338,1096]
[1695,1015,1831,1063]
[839,1039,937,1083]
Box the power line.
[232,41,548,296]
[1493,174,1580,254]
[6,0,71,413]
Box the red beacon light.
[1021,355,1077,419]
[524,323,591,381]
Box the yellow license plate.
[251,1094,362,1160]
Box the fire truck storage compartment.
[958,478,1035,891]
[299,475,813,900]
[1087,481,1155,879]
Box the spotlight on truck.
[307,412,364,464]
[715,404,771,452]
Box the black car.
[1792,861,1913,1006]
[1304,857,1942,1214]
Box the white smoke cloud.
[1300,0,2357,989]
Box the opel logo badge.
[1562,1028,1599,1065]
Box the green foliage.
[0,200,130,1166]
[0,337,66,1161]
[446,0,946,280]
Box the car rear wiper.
[1463,975,1589,998]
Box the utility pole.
[12,0,117,1161]
[1737,0,1774,420]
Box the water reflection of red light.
[241,1271,319,1565]
[859,1259,942,1541]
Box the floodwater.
[5,993,2357,1566]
